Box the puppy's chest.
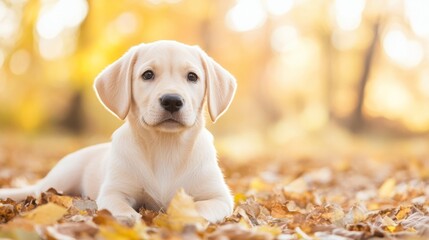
[138,152,194,209]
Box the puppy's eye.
[142,70,154,80]
[187,72,198,83]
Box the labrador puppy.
[0,40,236,223]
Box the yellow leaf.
[23,203,67,225]
[382,216,398,233]
[250,178,270,192]
[96,213,147,240]
[378,178,396,199]
[165,188,208,232]
[48,194,74,209]
[256,225,282,236]
[153,189,208,231]
[99,225,140,240]
[152,213,169,228]
[238,216,251,229]
[234,192,247,204]
[386,225,396,233]
[396,206,411,220]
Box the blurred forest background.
[1,0,429,162]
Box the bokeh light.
[266,0,294,16]
[271,25,299,53]
[226,0,266,32]
[383,29,423,68]
[334,0,365,31]
[405,0,429,38]
[36,0,88,60]
[36,0,88,39]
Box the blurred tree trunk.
[58,3,94,134]
[350,18,381,131]
[58,92,85,133]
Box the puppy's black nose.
[160,94,184,113]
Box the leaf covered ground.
[1,133,429,239]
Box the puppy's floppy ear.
[94,46,139,120]
[197,47,237,123]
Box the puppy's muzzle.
[160,94,184,113]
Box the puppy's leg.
[0,186,38,201]
[195,196,233,223]
[190,161,234,223]
[96,183,142,222]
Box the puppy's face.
[94,40,237,133]
[131,43,205,132]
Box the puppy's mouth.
[141,113,192,131]
[148,114,185,127]
[157,118,183,125]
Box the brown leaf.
[0,203,16,223]
[138,208,159,225]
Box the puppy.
[0,40,237,223]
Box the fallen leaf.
[286,201,300,212]
[234,192,247,204]
[0,203,16,223]
[295,226,312,240]
[268,201,289,218]
[22,203,67,225]
[207,223,270,240]
[0,228,40,240]
[395,206,411,220]
[256,225,282,237]
[250,178,271,192]
[45,193,73,209]
[323,205,345,225]
[378,178,396,199]
[303,167,333,184]
[343,204,367,224]
[94,210,147,240]
[284,178,308,194]
[154,188,207,232]
[44,222,98,239]
[72,199,98,212]
[138,208,158,225]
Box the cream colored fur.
[0,40,237,223]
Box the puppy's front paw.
[195,200,233,223]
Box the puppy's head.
[94,40,236,133]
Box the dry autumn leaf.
[378,178,396,199]
[153,188,208,232]
[94,210,148,240]
[22,203,67,225]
